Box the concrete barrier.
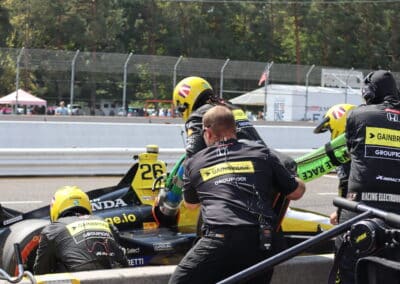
[0,120,329,150]
[0,119,329,176]
[2,254,333,284]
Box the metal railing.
[0,148,310,176]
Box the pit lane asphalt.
[0,174,338,215]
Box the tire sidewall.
[2,219,50,275]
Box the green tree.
[0,5,13,95]
[4,0,126,108]
[2,0,400,107]
[0,5,12,46]
[388,4,400,70]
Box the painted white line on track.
[317,193,337,196]
[1,201,42,204]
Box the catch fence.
[0,47,395,119]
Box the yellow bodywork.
[131,145,200,228]
[131,150,166,206]
[35,273,80,284]
[281,208,333,232]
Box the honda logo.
[387,112,399,122]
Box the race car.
[0,145,334,276]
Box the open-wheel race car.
[0,145,334,275]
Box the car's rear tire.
[2,219,49,275]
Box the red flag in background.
[258,70,268,86]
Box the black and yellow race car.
[0,145,334,275]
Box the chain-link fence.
[0,47,396,119]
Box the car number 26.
[140,163,165,180]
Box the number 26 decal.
[140,163,164,180]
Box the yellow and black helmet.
[314,104,356,140]
[172,76,214,121]
[50,186,92,222]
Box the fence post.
[173,55,183,89]
[345,67,354,104]
[70,50,80,107]
[263,61,273,121]
[122,52,134,113]
[220,58,230,99]
[14,47,25,114]
[304,64,315,120]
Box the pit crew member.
[334,70,400,284]
[33,186,128,274]
[314,103,355,225]
[155,76,296,223]
[168,106,306,284]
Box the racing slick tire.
[2,219,50,275]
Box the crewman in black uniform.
[154,77,296,225]
[333,70,400,284]
[346,70,400,215]
[34,186,128,274]
[168,105,306,284]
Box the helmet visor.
[313,116,330,134]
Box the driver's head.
[314,104,356,140]
[362,70,400,105]
[50,186,92,222]
[173,76,214,122]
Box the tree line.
[0,0,398,107]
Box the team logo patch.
[364,127,400,161]
[66,219,111,237]
[385,108,400,123]
[200,161,254,181]
[178,84,191,98]
[365,127,400,148]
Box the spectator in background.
[95,105,105,116]
[55,101,68,115]
[108,104,117,116]
[257,111,264,120]
[31,106,39,115]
